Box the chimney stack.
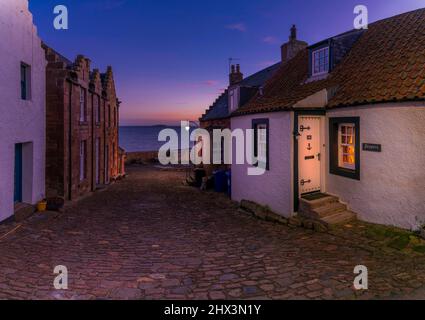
[281,25,308,64]
[229,64,243,86]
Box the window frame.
[20,62,31,100]
[108,104,111,128]
[79,140,87,182]
[329,117,360,180]
[312,46,330,76]
[252,118,270,171]
[94,95,101,124]
[79,87,87,123]
[338,123,356,170]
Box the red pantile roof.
[235,8,425,116]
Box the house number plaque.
[363,143,382,152]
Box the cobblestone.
[0,165,424,299]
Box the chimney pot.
[290,24,297,40]
[229,64,243,86]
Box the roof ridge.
[233,7,425,116]
[240,62,280,84]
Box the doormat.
[302,192,328,201]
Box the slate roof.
[200,90,229,121]
[200,62,281,121]
[235,8,425,116]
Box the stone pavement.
[0,165,425,300]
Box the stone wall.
[126,151,159,164]
[44,46,122,201]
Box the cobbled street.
[0,165,425,300]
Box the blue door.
[14,144,23,203]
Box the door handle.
[300,179,311,186]
[300,125,311,132]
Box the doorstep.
[299,193,357,226]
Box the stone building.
[0,0,46,222]
[43,45,124,201]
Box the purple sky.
[30,0,424,125]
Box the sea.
[119,126,195,152]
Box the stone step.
[321,210,357,226]
[299,195,339,211]
[313,202,347,218]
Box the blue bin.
[214,170,227,193]
[225,170,231,197]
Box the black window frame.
[329,117,360,180]
[252,118,270,171]
[20,62,31,100]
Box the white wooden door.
[298,116,321,194]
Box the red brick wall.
[44,46,122,201]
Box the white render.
[325,102,425,230]
[0,0,46,221]
[230,101,425,230]
[231,112,294,217]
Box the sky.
[29,0,425,126]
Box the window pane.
[338,123,356,169]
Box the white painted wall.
[326,102,425,230]
[0,0,46,221]
[231,112,294,217]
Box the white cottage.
[0,0,46,222]
[231,9,425,230]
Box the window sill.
[330,167,360,181]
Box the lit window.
[312,47,329,76]
[20,63,31,100]
[329,117,360,180]
[79,87,86,122]
[339,124,356,170]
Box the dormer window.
[312,47,329,76]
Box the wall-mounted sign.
[363,143,382,152]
